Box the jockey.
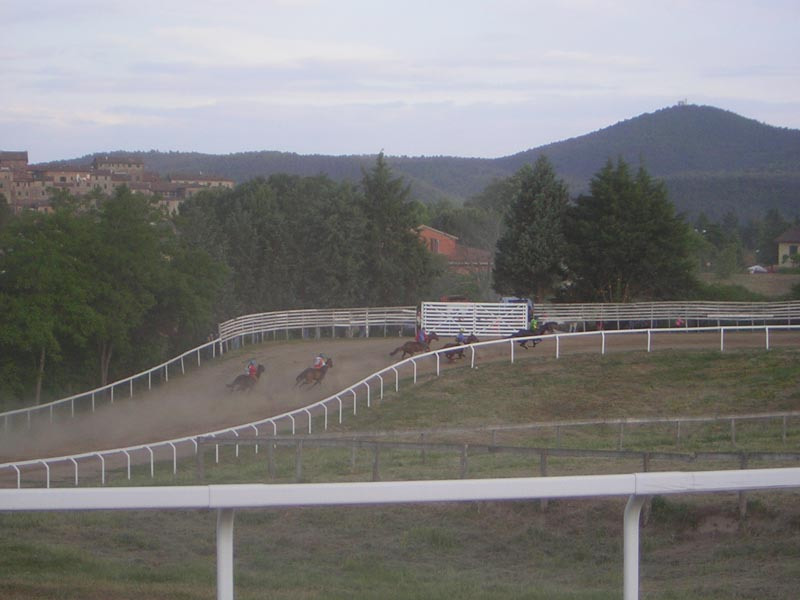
[416,327,427,344]
[312,353,327,369]
[456,329,466,344]
[528,315,539,332]
[247,359,258,380]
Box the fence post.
[731,419,737,445]
[216,508,235,600]
[295,440,303,482]
[350,440,357,473]
[460,444,468,479]
[267,439,276,480]
[372,444,381,481]
[539,449,549,511]
[642,453,652,526]
[618,422,625,450]
[738,453,748,519]
[420,433,427,465]
[196,441,205,482]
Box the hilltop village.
[0,151,234,213]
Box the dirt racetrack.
[2,328,799,464]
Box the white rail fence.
[4,324,800,489]
[0,306,416,431]
[1,468,799,600]
[535,300,800,330]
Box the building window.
[791,245,798,255]
[430,238,439,253]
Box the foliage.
[492,156,570,301]
[688,281,766,302]
[0,188,224,406]
[176,156,439,317]
[565,159,697,302]
[0,208,97,403]
[426,199,502,251]
[357,153,439,305]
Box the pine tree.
[566,159,696,302]
[492,156,569,301]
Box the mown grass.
[2,349,800,599]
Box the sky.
[3,0,799,164]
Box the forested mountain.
[43,104,800,220]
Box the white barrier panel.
[422,302,527,336]
[1,469,799,600]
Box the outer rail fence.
[534,300,800,330]
[4,324,800,489]
[197,436,800,515]
[1,469,799,600]
[0,306,416,432]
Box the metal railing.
[1,468,799,600]
[535,300,800,329]
[4,324,800,489]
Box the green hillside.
[41,104,800,220]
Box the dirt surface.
[2,329,799,466]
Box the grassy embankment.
[2,349,800,599]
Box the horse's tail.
[389,347,401,356]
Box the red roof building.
[417,225,492,274]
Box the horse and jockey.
[390,328,440,359]
[508,314,555,349]
[226,359,266,392]
[295,353,334,388]
[442,329,480,361]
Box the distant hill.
[40,104,800,221]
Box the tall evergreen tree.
[357,153,437,305]
[492,156,570,302]
[566,158,696,302]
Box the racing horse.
[507,322,556,349]
[441,334,480,361]
[295,356,334,388]
[389,331,440,360]
[226,364,265,391]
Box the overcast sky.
[3,0,799,164]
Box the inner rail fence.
[4,324,800,489]
[534,300,800,330]
[0,306,416,432]
[1,469,799,600]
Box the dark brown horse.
[442,334,480,361]
[389,332,439,359]
[295,357,334,388]
[226,364,265,391]
[508,322,556,349]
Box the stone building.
[0,150,234,213]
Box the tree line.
[2,152,796,407]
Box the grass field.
[2,349,800,599]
